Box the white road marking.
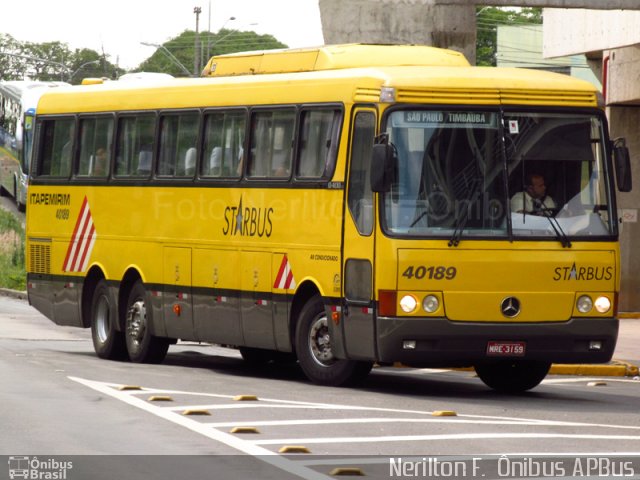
[69,375,640,479]
[252,432,640,446]
[68,376,331,480]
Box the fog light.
[577,295,593,313]
[422,295,439,313]
[399,295,418,313]
[403,340,417,350]
[594,296,611,313]
[589,340,603,351]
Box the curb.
[0,287,27,300]
[549,360,639,377]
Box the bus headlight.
[422,295,439,313]
[399,295,418,313]
[576,295,593,313]
[594,296,611,313]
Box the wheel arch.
[81,265,106,328]
[289,279,322,352]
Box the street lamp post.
[141,42,192,77]
[194,6,202,76]
[69,60,101,82]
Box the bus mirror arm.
[612,138,632,193]
[371,143,394,193]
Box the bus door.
[341,108,377,360]
[162,246,194,340]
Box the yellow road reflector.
[229,426,260,434]
[329,467,366,476]
[278,445,311,454]
[432,410,457,417]
[148,395,173,402]
[233,394,259,401]
[118,385,142,391]
[182,409,211,416]
[587,381,607,387]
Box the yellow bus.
[26,44,632,392]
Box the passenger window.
[297,109,341,179]
[114,115,155,177]
[248,109,295,179]
[77,117,113,178]
[158,113,199,177]
[37,118,75,177]
[202,110,245,178]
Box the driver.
[511,173,557,215]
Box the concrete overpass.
[319,0,640,64]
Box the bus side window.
[158,112,199,178]
[77,117,113,178]
[297,109,341,179]
[115,115,155,177]
[248,109,295,179]
[37,118,75,178]
[202,110,245,178]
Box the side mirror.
[371,143,394,192]
[613,139,632,192]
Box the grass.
[0,208,26,291]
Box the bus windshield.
[381,109,614,241]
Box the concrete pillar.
[319,0,477,64]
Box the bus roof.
[202,43,470,77]
[35,45,599,113]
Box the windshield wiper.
[537,206,572,248]
[448,177,483,247]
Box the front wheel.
[474,360,551,393]
[90,279,127,360]
[125,280,170,364]
[295,295,372,386]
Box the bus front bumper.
[376,316,618,367]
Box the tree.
[0,34,123,83]
[476,7,542,66]
[136,29,287,76]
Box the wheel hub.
[308,315,335,366]
[127,300,146,346]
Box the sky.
[1,0,325,69]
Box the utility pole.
[194,6,202,75]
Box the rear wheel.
[90,279,127,360]
[125,280,170,364]
[295,295,372,386]
[474,360,551,393]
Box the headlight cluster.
[577,295,611,314]
[399,294,440,314]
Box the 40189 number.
[402,265,457,280]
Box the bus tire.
[90,279,127,360]
[295,295,372,386]
[124,280,170,364]
[474,360,551,393]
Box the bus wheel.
[295,295,372,386]
[124,280,169,364]
[474,360,551,393]
[90,279,127,360]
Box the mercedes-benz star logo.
[500,297,521,318]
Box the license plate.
[486,341,526,357]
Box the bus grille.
[30,243,51,274]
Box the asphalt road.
[1,296,640,480]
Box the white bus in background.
[0,80,69,210]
